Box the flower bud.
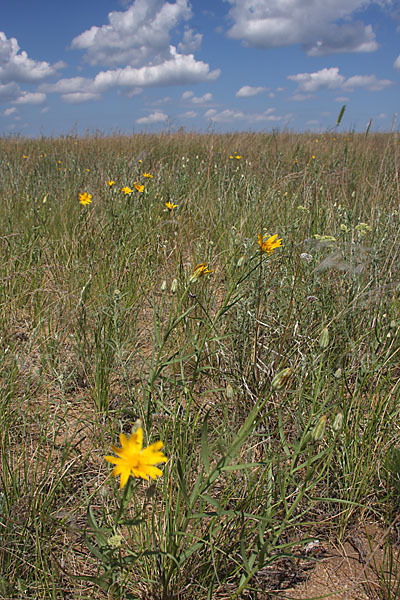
[161,280,167,293]
[107,534,123,549]
[171,278,178,294]
[271,367,292,390]
[312,415,327,441]
[226,383,234,399]
[332,412,343,432]
[236,256,245,268]
[319,326,329,349]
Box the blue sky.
[1,0,399,136]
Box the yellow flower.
[143,172,153,178]
[108,180,115,187]
[85,168,90,172]
[190,262,214,283]
[79,192,92,206]
[134,182,144,192]
[105,427,167,489]
[257,233,283,254]
[121,186,133,195]
[235,154,242,159]
[165,201,178,211]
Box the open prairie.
[0,131,399,599]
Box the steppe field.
[1,131,400,600]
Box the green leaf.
[201,412,210,473]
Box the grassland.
[0,131,399,599]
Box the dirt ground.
[283,523,400,600]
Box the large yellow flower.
[121,186,133,195]
[79,192,92,205]
[134,182,144,192]
[165,201,178,211]
[105,428,167,489]
[257,233,283,254]
[190,262,214,283]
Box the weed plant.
[0,131,399,598]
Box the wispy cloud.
[204,107,287,123]
[3,106,16,116]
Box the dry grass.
[0,130,399,599]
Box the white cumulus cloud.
[226,0,381,56]
[205,108,244,122]
[40,77,89,95]
[342,74,392,91]
[13,91,46,105]
[178,28,203,53]
[236,85,267,97]
[65,1,219,100]
[61,92,101,103]
[288,67,392,93]
[71,0,192,67]
[93,49,219,90]
[182,90,194,99]
[0,31,63,83]
[288,67,345,92]
[43,48,219,102]
[0,82,19,102]
[136,110,168,124]
[191,92,212,104]
[393,55,400,70]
